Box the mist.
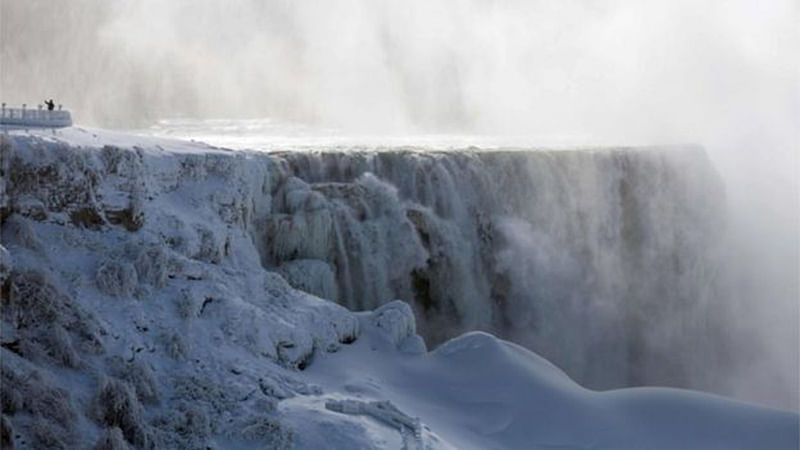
[2,0,797,410]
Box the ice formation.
[264,146,732,393]
[0,127,796,449]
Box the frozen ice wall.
[260,146,737,397]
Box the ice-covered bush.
[151,402,210,449]
[30,416,69,450]
[93,427,132,450]
[159,332,188,361]
[1,271,97,367]
[0,415,12,450]
[0,366,23,415]
[107,357,160,405]
[3,271,60,328]
[96,259,138,297]
[1,216,42,252]
[45,324,80,368]
[171,376,236,429]
[0,245,10,286]
[236,416,294,449]
[174,289,196,319]
[193,227,223,264]
[90,377,154,449]
[172,404,210,439]
[0,364,77,445]
[133,245,168,288]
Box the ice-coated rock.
[369,300,425,352]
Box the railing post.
[22,104,27,119]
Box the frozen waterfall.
[259,146,729,392]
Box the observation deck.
[1,103,72,128]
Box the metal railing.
[1,103,73,127]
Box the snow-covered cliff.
[1,127,795,449]
[1,129,363,449]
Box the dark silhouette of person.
[44,99,55,111]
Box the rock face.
[0,130,736,447]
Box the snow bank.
[300,327,798,450]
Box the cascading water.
[258,146,732,392]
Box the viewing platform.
[1,103,72,128]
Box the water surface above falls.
[134,117,673,152]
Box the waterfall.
[259,146,729,391]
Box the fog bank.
[1,0,797,410]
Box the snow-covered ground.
[1,126,797,449]
[299,312,799,450]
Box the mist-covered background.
[1,0,797,410]
[0,0,795,136]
